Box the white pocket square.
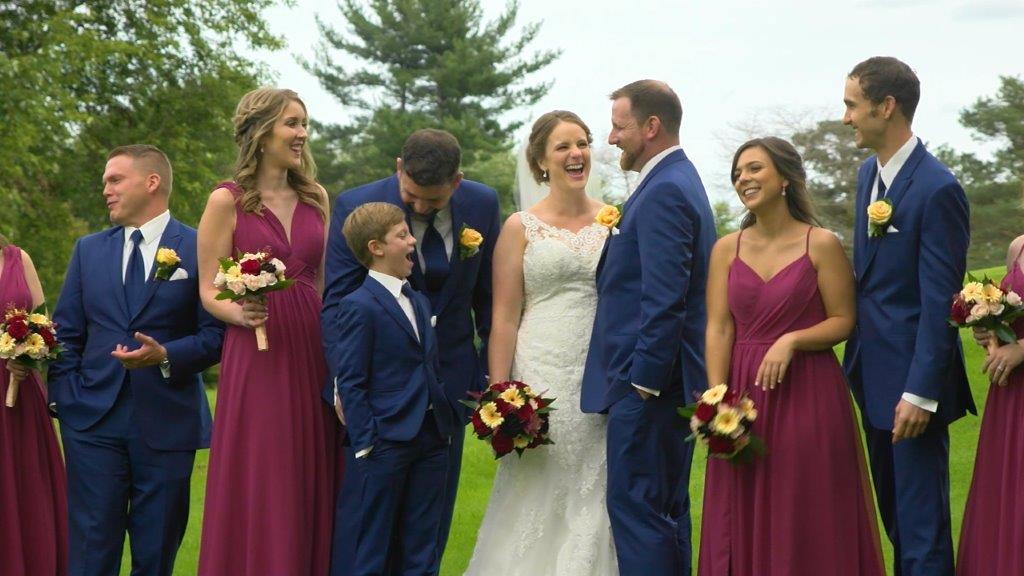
[886,225,899,234]
[430,315,437,327]
[168,268,189,281]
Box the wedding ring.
[998,364,1006,371]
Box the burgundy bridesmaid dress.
[698,228,883,576]
[198,184,337,575]
[957,244,1024,575]
[0,244,68,575]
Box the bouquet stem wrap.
[5,373,16,408]
[255,325,268,352]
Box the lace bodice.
[465,211,617,575]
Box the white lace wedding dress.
[464,211,617,575]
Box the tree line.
[2,0,1020,307]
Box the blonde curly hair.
[232,87,325,220]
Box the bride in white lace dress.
[464,111,617,575]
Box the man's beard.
[619,147,639,171]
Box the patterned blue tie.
[420,212,450,297]
[124,229,146,317]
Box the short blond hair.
[107,144,173,196]
[343,202,406,268]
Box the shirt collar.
[410,204,451,223]
[877,134,918,188]
[124,210,171,247]
[368,269,409,299]
[636,145,682,191]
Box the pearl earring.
[542,169,548,180]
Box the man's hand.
[334,390,347,425]
[110,332,168,369]
[635,387,652,401]
[892,399,931,443]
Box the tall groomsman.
[322,129,501,574]
[50,145,224,576]
[582,80,717,575]
[841,57,975,576]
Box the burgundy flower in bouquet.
[213,248,293,351]
[948,273,1024,354]
[678,383,763,464]
[0,305,63,408]
[461,380,555,459]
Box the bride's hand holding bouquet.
[0,305,62,408]
[213,249,293,351]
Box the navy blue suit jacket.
[49,218,224,451]
[321,175,500,422]
[326,275,451,454]
[843,140,975,429]
[582,149,717,412]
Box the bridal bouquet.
[679,384,763,464]
[0,305,62,408]
[461,380,555,459]
[213,249,293,351]
[948,274,1024,354]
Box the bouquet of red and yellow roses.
[213,249,293,351]
[462,380,555,459]
[679,383,763,464]
[948,273,1024,354]
[0,305,62,408]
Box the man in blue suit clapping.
[582,80,717,575]
[50,145,224,576]
[842,57,975,576]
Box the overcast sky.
[258,0,1023,200]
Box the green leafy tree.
[0,0,281,301]
[306,0,559,197]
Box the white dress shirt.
[870,134,938,414]
[628,146,682,397]
[409,206,453,272]
[121,210,171,282]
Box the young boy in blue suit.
[327,202,454,576]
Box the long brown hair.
[232,87,325,220]
[732,137,820,229]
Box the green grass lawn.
[122,266,1005,575]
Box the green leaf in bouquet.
[218,257,236,272]
[252,278,295,296]
[458,398,479,410]
[214,290,239,301]
[995,323,1017,344]
[677,405,696,419]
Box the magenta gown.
[698,228,883,576]
[198,184,337,575]
[0,244,68,576]
[957,247,1024,575]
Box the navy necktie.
[420,212,450,296]
[124,229,146,317]
[877,176,887,200]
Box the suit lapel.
[109,228,130,321]
[365,277,420,345]
[130,219,183,324]
[860,142,926,278]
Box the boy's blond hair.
[343,202,407,268]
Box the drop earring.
[542,169,548,180]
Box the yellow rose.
[961,282,985,303]
[479,402,504,429]
[711,407,742,437]
[499,387,525,408]
[982,282,1004,303]
[156,247,181,266]
[460,227,483,250]
[701,383,729,405]
[595,204,622,229]
[866,200,893,225]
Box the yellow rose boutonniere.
[595,204,622,234]
[866,199,893,238]
[155,247,181,280]
[459,224,483,260]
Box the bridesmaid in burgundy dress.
[699,138,883,576]
[196,88,337,575]
[957,234,1024,575]
[0,237,68,575]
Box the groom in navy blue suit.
[50,145,223,576]
[841,57,974,576]
[322,129,500,574]
[582,80,716,575]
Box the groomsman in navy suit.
[582,80,716,575]
[841,57,974,576]
[326,202,455,575]
[49,145,224,576]
[322,129,500,574]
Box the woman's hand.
[5,359,31,383]
[756,334,795,391]
[981,340,1024,386]
[238,296,268,329]
[973,327,994,349]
